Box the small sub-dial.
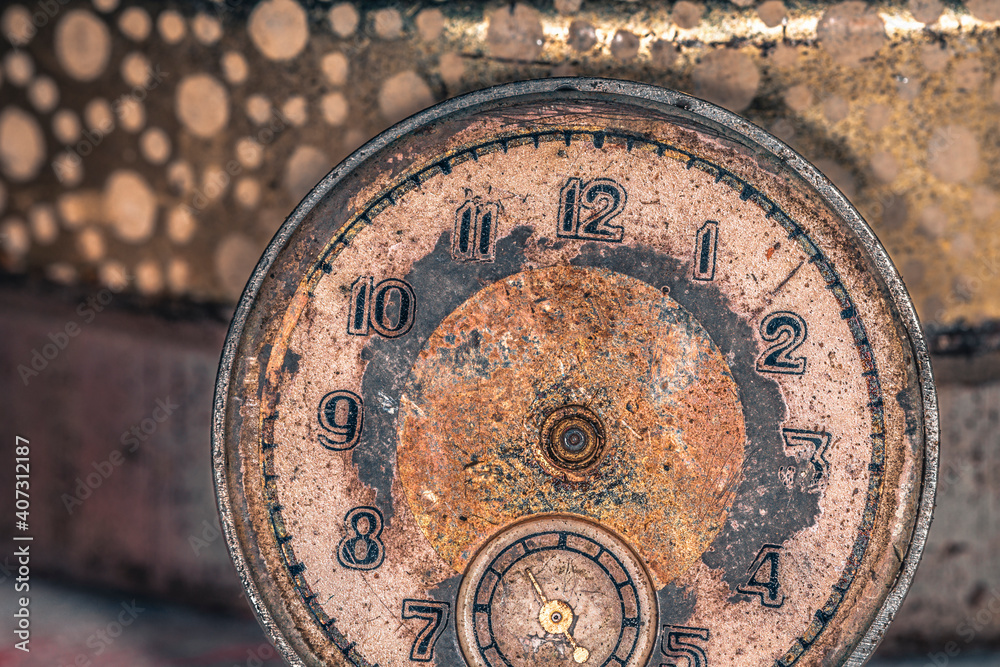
[456,515,657,667]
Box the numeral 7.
[401,599,449,662]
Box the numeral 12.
[557,177,627,242]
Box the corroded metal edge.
[211,77,940,666]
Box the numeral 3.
[781,428,831,492]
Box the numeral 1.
[402,599,450,661]
[557,177,627,242]
[737,544,785,608]
[348,277,416,338]
[454,200,498,261]
[693,221,718,281]
[661,625,709,667]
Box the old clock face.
[213,79,937,667]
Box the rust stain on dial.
[397,265,746,585]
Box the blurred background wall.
[0,0,998,664]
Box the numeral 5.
[661,624,709,667]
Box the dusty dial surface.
[213,79,936,667]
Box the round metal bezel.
[212,78,938,667]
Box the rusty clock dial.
[213,79,937,667]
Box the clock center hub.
[541,405,606,474]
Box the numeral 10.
[348,277,416,338]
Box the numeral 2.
[317,390,363,450]
[661,625,709,667]
[737,544,785,608]
[693,221,718,281]
[348,277,416,338]
[557,177,627,242]
[756,311,807,375]
[402,599,449,661]
[454,200,498,262]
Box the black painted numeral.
[348,277,416,338]
[737,544,785,608]
[453,200,498,262]
[756,311,808,375]
[780,428,831,492]
[661,625,709,667]
[402,599,449,661]
[317,390,363,451]
[693,221,718,281]
[557,177,627,242]
[337,506,385,571]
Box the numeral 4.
[557,177,627,242]
[737,544,785,608]
[756,311,807,375]
[661,625,709,667]
[348,277,416,338]
[402,599,449,661]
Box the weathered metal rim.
[211,77,939,666]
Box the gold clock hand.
[563,630,590,664]
[527,569,590,664]
[526,568,548,603]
